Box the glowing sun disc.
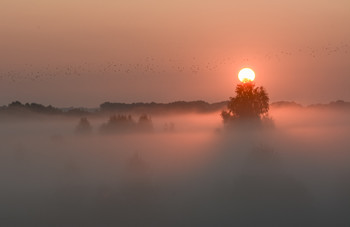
[238,68,255,82]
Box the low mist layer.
[0,106,350,226]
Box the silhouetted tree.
[221,82,270,124]
[75,117,92,134]
[100,114,154,134]
[8,101,24,108]
[7,101,62,115]
[99,100,226,114]
[100,114,136,133]
[137,114,153,132]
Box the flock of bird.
[0,57,230,83]
[0,42,348,83]
[264,42,349,61]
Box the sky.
[0,0,349,107]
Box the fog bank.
[0,107,350,226]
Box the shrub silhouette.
[75,117,92,134]
[137,114,153,132]
[100,114,153,133]
[221,82,270,124]
[100,114,136,133]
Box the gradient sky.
[1,0,349,107]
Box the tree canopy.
[221,82,270,123]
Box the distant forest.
[0,100,349,118]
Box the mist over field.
[2,0,349,226]
[1,105,349,226]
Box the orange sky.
[0,0,349,107]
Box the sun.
[238,68,255,83]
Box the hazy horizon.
[1,98,350,109]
